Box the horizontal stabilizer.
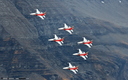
[90,43,93,46]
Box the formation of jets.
[47,26,92,74]
[30,0,124,74]
[30,8,93,74]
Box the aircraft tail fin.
[76,66,79,70]
[43,12,46,15]
[62,37,64,41]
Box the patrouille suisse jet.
[48,34,64,46]
[63,63,78,74]
[58,23,74,34]
[77,37,93,48]
[73,49,88,60]
[30,9,46,20]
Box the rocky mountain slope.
[0,0,128,80]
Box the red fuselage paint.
[54,38,64,42]
[35,13,46,16]
[64,27,74,30]
[69,67,78,70]
[83,41,92,44]
[78,53,88,56]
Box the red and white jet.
[48,34,64,46]
[73,49,88,60]
[77,37,93,48]
[58,23,74,34]
[63,63,78,74]
[30,9,46,20]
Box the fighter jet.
[77,37,93,48]
[63,63,78,74]
[58,23,74,34]
[48,34,64,46]
[73,49,88,60]
[30,9,46,20]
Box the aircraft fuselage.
[64,27,74,30]
[83,41,92,44]
[54,38,64,42]
[35,13,46,16]
[78,53,88,56]
[69,67,78,70]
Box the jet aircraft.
[58,23,74,34]
[63,63,78,74]
[77,37,93,48]
[48,34,64,46]
[73,49,88,60]
[30,9,46,20]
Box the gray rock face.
[63,0,128,27]
[0,0,128,80]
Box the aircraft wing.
[71,70,77,74]
[56,41,62,46]
[85,44,91,48]
[68,63,72,67]
[38,16,44,20]
[66,30,72,34]
[64,23,68,28]
[81,56,87,60]
[83,37,87,42]
[78,49,82,53]
[36,9,40,14]
[54,34,58,39]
